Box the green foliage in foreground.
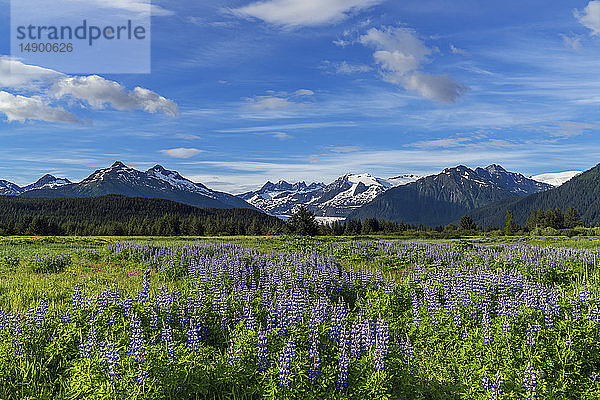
[0,237,599,398]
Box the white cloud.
[329,145,361,153]
[403,72,468,104]
[539,121,595,137]
[360,27,432,60]
[88,0,174,16]
[575,1,600,35]
[231,0,384,28]
[294,89,314,96]
[50,75,178,116]
[0,57,63,89]
[256,131,292,139]
[160,148,204,158]
[216,121,357,133]
[245,96,297,110]
[175,133,202,140]
[0,91,79,123]
[450,44,467,55]
[335,61,372,74]
[358,27,466,103]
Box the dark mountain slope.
[468,163,600,228]
[348,165,552,226]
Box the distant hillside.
[0,195,284,236]
[348,165,552,226]
[468,163,600,228]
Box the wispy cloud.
[215,121,358,133]
[335,61,373,74]
[0,57,63,90]
[256,131,292,140]
[560,33,583,50]
[159,148,204,158]
[231,0,385,28]
[538,121,595,137]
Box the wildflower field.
[0,236,599,399]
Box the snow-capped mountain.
[530,171,583,187]
[23,174,72,191]
[239,173,422,219]
[0,180,24,196]
[21,161,256,210]
[348,165,553,227]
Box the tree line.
[0,195,285,236]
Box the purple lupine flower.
[72,286,84,313]
[34,295,48,328]
[523,362,537,398]
[128,315,147,384]
[11,314,22,356]
[187,316,201,353]
[178,304,187,327]
[244,299,257,332]
[336,326,349,391]
[329,301,347,342]
[402,335,415,365]
[79,329,90,358]
[482,308,491,344]
[308,331,320,383]
[526,324,541,346]
[373,317,389,371]
[100,341,120,382]
[360,316,373,353]
[228,330,240,366]
[98,290,108,314]
[411,290,421,328]
[149,310,158,332]
[481,372,490,391]
[161,324,176,364]
[491,372,503,400]
[278,336,296,389]
[122,295,133,317]
[88,313,98,348]
[565,336,573,349]
[257,328,269,371]
[349,319,361,358]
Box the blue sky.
[1,0,600,193]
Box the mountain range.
[239,173,422,220]
[5,162,255,210]
[2,161,590,228]
[347,165,553,226]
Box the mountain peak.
[485,164,507,173]
[150,164,168,173]
[111,161,127,169]
[24,173,72,191]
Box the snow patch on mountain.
[0,180,23,195]
[239,172,422,219]
[24,174,72,191]
[530,171,583,187]
[148,165,214,197]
